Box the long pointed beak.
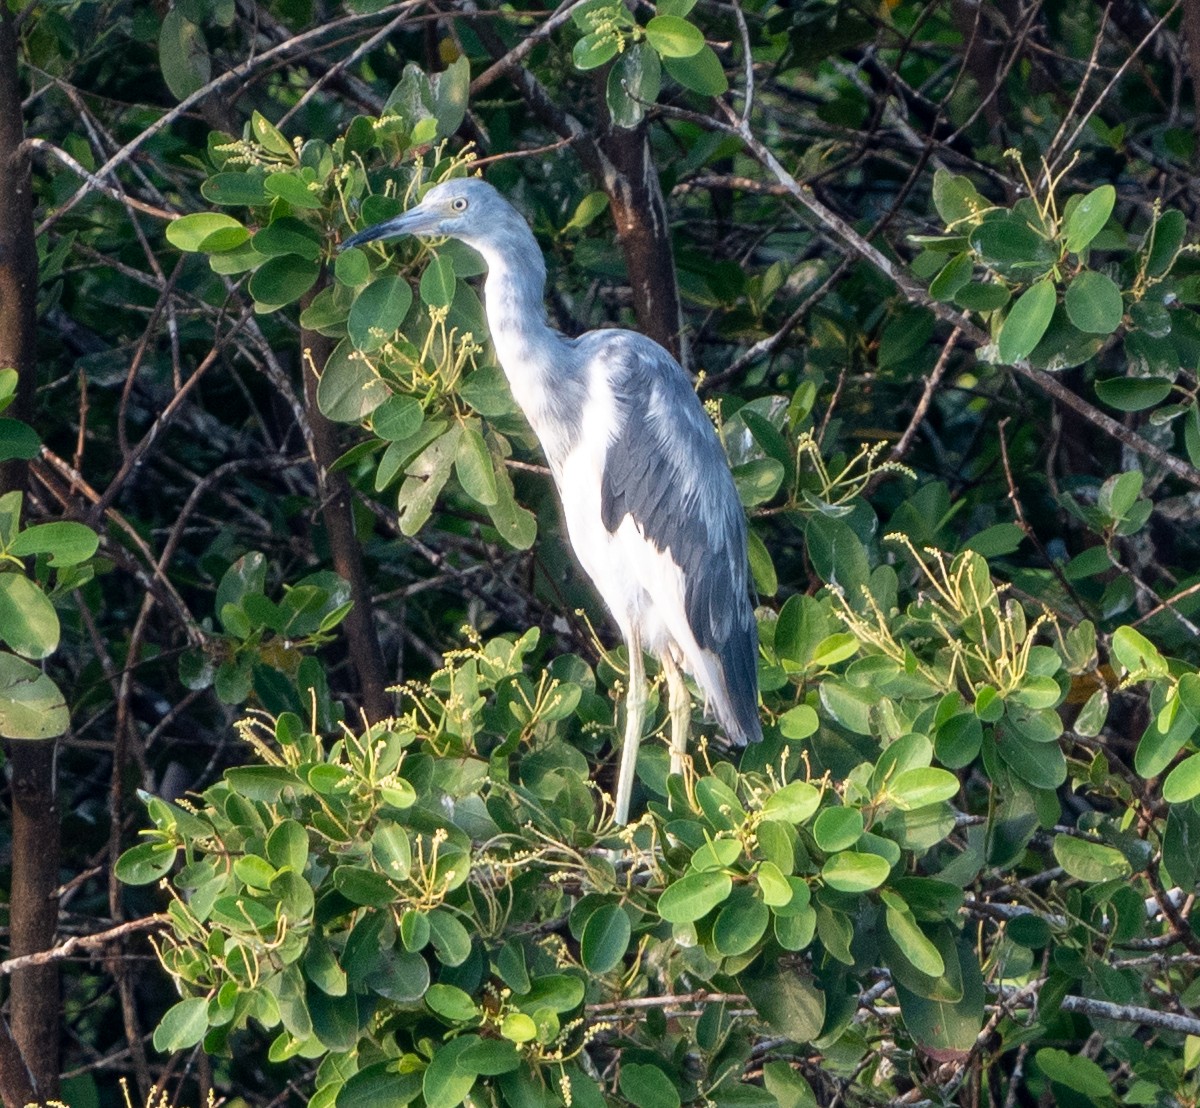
[339,207,435,251]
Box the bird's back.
[580,331,762,745]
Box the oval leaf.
[998,279,1056,364]
[822,851,891,893]
[645,15,705,57]
[657,870,732,923]
[1064,185,1115,254]
[1064,270,1123,334]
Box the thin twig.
[0,917,167,977]
[696,101,1200,490]
[1046,0,1182,181]
[22,139,175,221]
[891,323,961,461]
[470,0,595,95]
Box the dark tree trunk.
[299,290,392,723]
[598,124,686,364]
[468,27,687,365]
[0,7,62,1101]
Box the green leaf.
[732,458,784,506]
[935,712,982,769]
[606,45,662,128]
[334,247,370,288]
[458,1039,520,1076]
[661,44,728,95]
[166,213,249,253]
[822,851,890,892]
[658,869,732,923]
[1036,1048,1114,1101]
[1064,185,1115,253]
[712,888,769,955]
[251,111,293,157]
[932,170,987,226]
[432,56,470,139]
[805,514,869,597]
[969,215,1054,273]
[9,521,98,566]
[961,522,1025,557]
[997,279,1056,363]
[812,807,863,852]
[580,903,631,973]
[422,1035,477,1108]
[458,366,515,417]
[371,395,423,442]
[1052,833,1132,882]
[1163,752,1200,802]
[893,934,984,1052]
[499,1012,537,1042]
[755,861,794,907]
[1144,208,1187,277]
[763,780,821,823]
[248,255,319,311]
[1098,470,1143,521]
[336,1064,422,1108]
[159,8,210,101]
[201,172,269,207]
[991,727,1066,789]
[778,704,818,740]
[573,32,619,71]
[740,966,826,1042]
[317,339,391,423]
[454,427,498,507]
[763,1062,818,1108]
[427,909,472,966]
[265,171,323,210]
[954,281,1010,312]
[115,839,178,885]
[1064,270,1123,334]
[420,255,457,310]
[266,820,308,873]
[153,997,209,1052]
[1095,376,1173,411]
[645,14,705,57]
[929,253,974,301]
[0,573,59,658]
[252,217,322,260]
[887,767,959,810]
[690,837,742,871]
[332,864,394,907]
[425,983,478,1022]
[619,1065,680,1108]
[883,893,945,977]
[348,276,413,352]
[0,418,39,463]
[397,427,461,536]
[1112,625,1168,677]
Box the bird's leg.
[662,651,692,780]
[614,629,646,826]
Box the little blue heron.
[342,177,761,824]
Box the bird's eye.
[451,197,468,212]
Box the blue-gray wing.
[595,334,761,744]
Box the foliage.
[7,0,1200,1107]
[0,368,96,737]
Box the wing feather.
[595,334,761,744]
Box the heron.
[341,176,761,824]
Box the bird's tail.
[711,617,762,746]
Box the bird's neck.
[475,228,579,461]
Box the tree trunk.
[299,291,392,723]
[598,124,687,364]
[0,7,61,1100]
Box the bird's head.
[340,177,508,252]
